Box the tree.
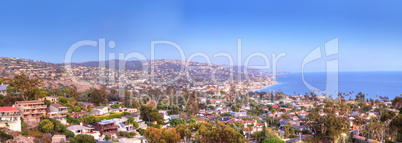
[251,125,281,143]
[68,85,79,100]
[353,116,367,135]
[193,122,245,143]
[390,114,402,141]
[140,105,163,124]
[187,118,196,124]
[39,119,54,133]
[73,106,81,112]
[8,73,43,100]
[85,115,96,124]
[105,135,109,141]
[176,124,192,143]
[144,127,181,143]
[170,118,186,127]
[262,138,286,143]
[70,134,96,143]
[281,113,290,120]
[127,117,135,125]
[284,122,292,138]
[64,130,75,138]
[133,122,139,129]
[89,85,107,106]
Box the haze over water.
[261,71,402,100]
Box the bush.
[262,138,286,143]
[70,134,96,143]
[64,130,75,138]
[39,120,54,133]
[137,129,146,136]
[0,131,13,141]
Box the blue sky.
[0,0,402,72]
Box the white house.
[0,107,21,132]
[66,124,101,140]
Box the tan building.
[47,103,68,125]
[14,100,46,125]
[0,107,22,132]
[42,96,59,102]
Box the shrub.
[70,134,96,143]
[64,130,75,138]
[39,120,54,133]
[262,138,286,143]
[0,131,13,141]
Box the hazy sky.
[1,0,402,72]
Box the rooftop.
[51,103,66,108]
[15,100,43,104]
[67,125,94,130]
[0,107,19,112]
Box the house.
[279,119,300,127]
[243,120,257,128]
[92,106,109,116]
[159,110,171,124]
[0,84,8,96]
[14,100,46,126]
[47,103,68,124]
[78,102,94,110]
[69,110,89,119]
[110,107,137,113]
[94,120,119,133]
[67,124,101,140]
[43,96,59,102]
[0,107,22,132]
[122,114,140,121]
[51,135,66,143]
[137,120,147,130]
[109,118,136,132]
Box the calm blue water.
[260,72,402,100]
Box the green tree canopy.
[170,118,186,127]
[70,134,96,143]
[262,138,286,143]
[39,119,54,133]
[140,105,164,124]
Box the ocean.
[260,71,402,100]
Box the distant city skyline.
[1,0,402,72]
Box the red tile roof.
[51,103,65,108]
[15,100,43,104]
[244,120,256,123]
[0,107,19,112]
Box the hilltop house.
[42,96,59,102]
[92,106,109,116]
[78,102,93,110]
[47,103,68,124]
[94,120,119,134]
[67,124,101,140]
[14,100,46,126]
[0,107,22,132]
[108,118,136,132]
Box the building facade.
[14,100,46,126]
[0,107,21,132]
[47,103,68,124]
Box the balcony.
[0,120,18,123]
[0,114,21,117]
[20,105,47,109]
